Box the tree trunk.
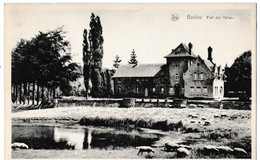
[47,87,50,100]
[19,84,22,104]
[53,88,56,99]
[27,83,30,105]
[12,85,15,103]
[23,83,27,105]
[32,82,35,105]
[36,84,39,105]
[15,84,18,103]
[41,86,44,102]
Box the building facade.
[112,43,224,99]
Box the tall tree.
[88,13,104,97]
[113,54,121,69]
[128,49,138,65]
[228,50,251,97]
[82,29,92,98]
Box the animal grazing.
[198,104,205,108]
[221,114,228,118]
[136,146,155,155]
[191,115,199,119]
[189,104,197,108]
[201,117,207,120]
[216,146,233,153]
[204,121,212,126]
[11,142,29,149]
[190,120,196,123]
[180,104,187,108]
[203,145,219,154]
[234,148,247,155]
[214,115,220,118]
[177,147,190,157]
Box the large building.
[112,43,224,99]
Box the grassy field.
[11,106,252,159]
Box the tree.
[113,54,121,69]
[128,49,138,65]
[228,50,251,97]
[88,13,104,97]
[12,27,81,104]
[82,29,92,98]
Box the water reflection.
[12,125,162,150]
[53,127,85,150]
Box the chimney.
[208,46,213,62]
[188,43,193,55]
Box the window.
[200,73,204,80]
[220,86,223,94]
[203,87,207,94]
[136,87,139,93]
[161,87,165,93]
[175,73,180,80]
[197,87,201,94]
[190,87,194,93]
[215,86,218,95]
[193,74,198,80]
[169,87,174,94]
[152,88,156,92]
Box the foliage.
[227,51,251,97]
[128,49,138,65]
[82,29,92,97]
[12,27,81,103]
[113,54,121,69]
[83,13,114,98]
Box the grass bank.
[12,106,252,159]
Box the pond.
[12,125,164,150]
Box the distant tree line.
[12,27,81,105]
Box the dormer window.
[175,73,180,80]
[199,73,204,80]
[193,74,198,80]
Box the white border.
[0,1,258,160]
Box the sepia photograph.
[4,3,256,159]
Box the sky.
[5,3,255,69]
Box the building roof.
[112,64,164,78]
[164,43,196,58]
[204,59,215,71]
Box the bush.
[239,94,249,102]
[119,98,135,108]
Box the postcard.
[4,3,256,160]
